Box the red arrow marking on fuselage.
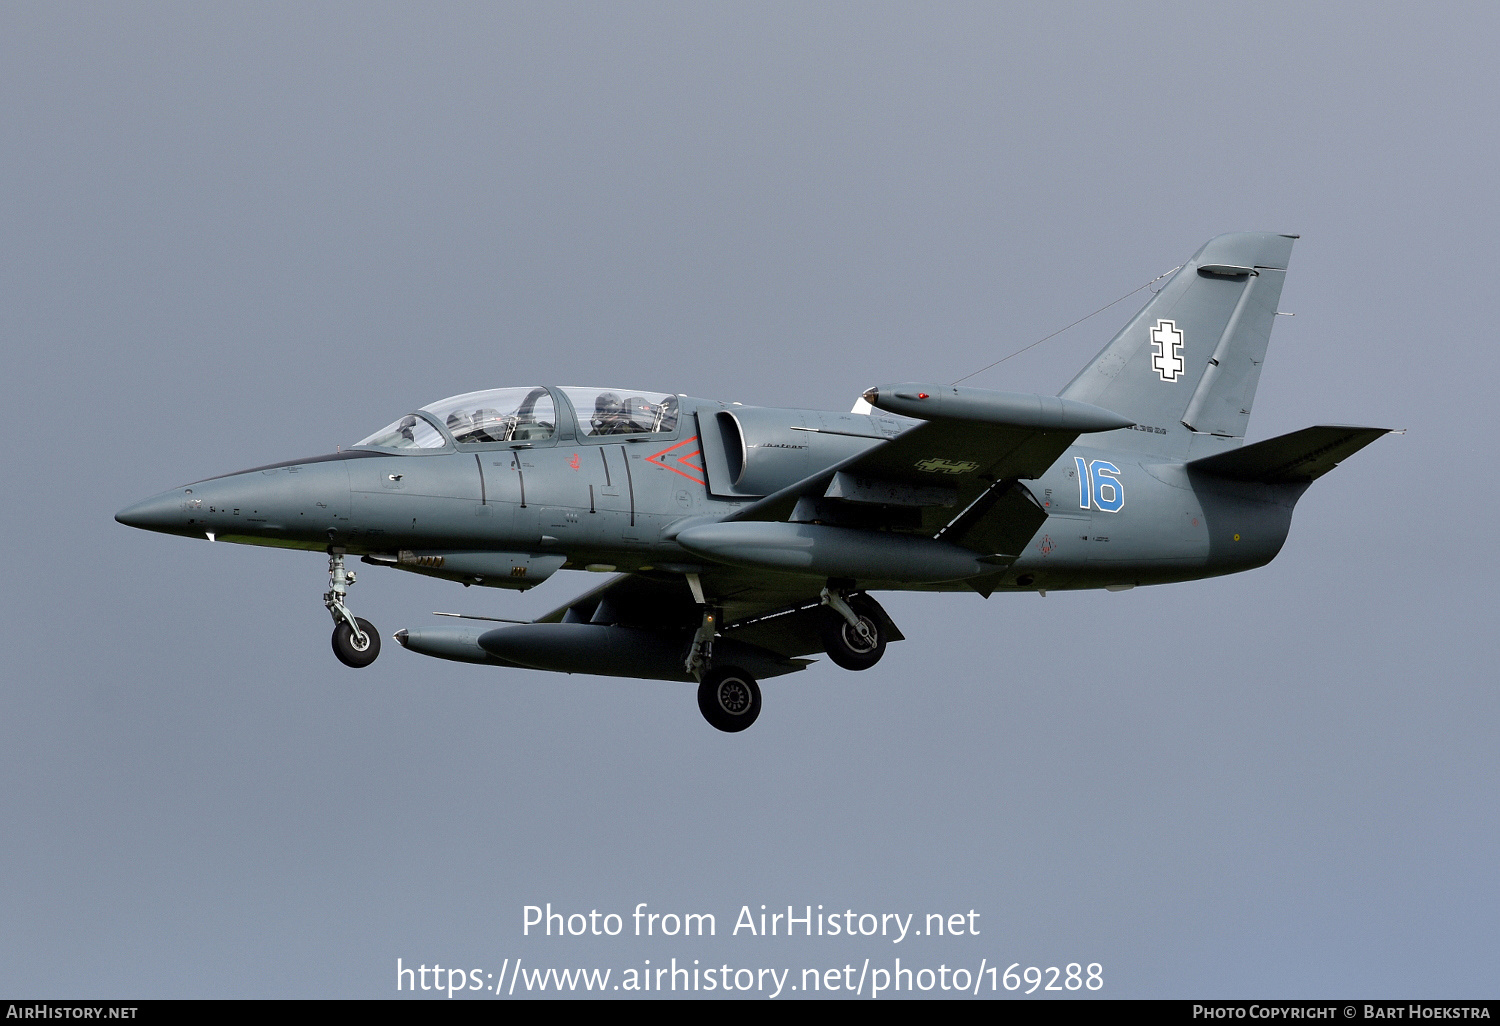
[646,435,707,485]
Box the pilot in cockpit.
[591,392,627,435]
[469,408,505,443]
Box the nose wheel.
[325,548,380,668]
[332,617,381,667]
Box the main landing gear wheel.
[332,617,381,668]
[697,667,762,733]
[821,595,887,671]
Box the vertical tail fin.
[1059,232,1297,451]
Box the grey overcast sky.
[3,2,1496,999]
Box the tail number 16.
[1074,457,1124,513]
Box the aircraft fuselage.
[114,233,1387,732]
[116,395,1301,594]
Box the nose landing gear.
[325,548,380,668]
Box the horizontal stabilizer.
[1186,425,1390,484]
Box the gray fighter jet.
[117,232,1388,731]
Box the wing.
[721,384,1132,557]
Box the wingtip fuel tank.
[863,384,1135,433]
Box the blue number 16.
[1074,457,1125,513]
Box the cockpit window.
[561,388,679,437]
[356,414,446,450]
[420,387,556,445]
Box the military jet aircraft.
[117,232,1387,731]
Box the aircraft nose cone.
[115,492,187,532]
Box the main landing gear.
[684,583,761,732]
[697,667,762,733]
[325,548,380,668]
[820,587,887,671]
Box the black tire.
[332,617,381,668]
[821,596,887,671]
[697,667,762,732]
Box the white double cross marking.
[1150,319,1185,381]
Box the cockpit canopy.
[558,387,678,437]
[355,386,679,450]
[427,386,558,445]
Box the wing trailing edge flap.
[938,477,1049,558]
[1186,425,1391,484]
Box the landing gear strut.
[820,587,887,671]
[684,573,761,731]
[325,548,380,668]
[684,606,718,681]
